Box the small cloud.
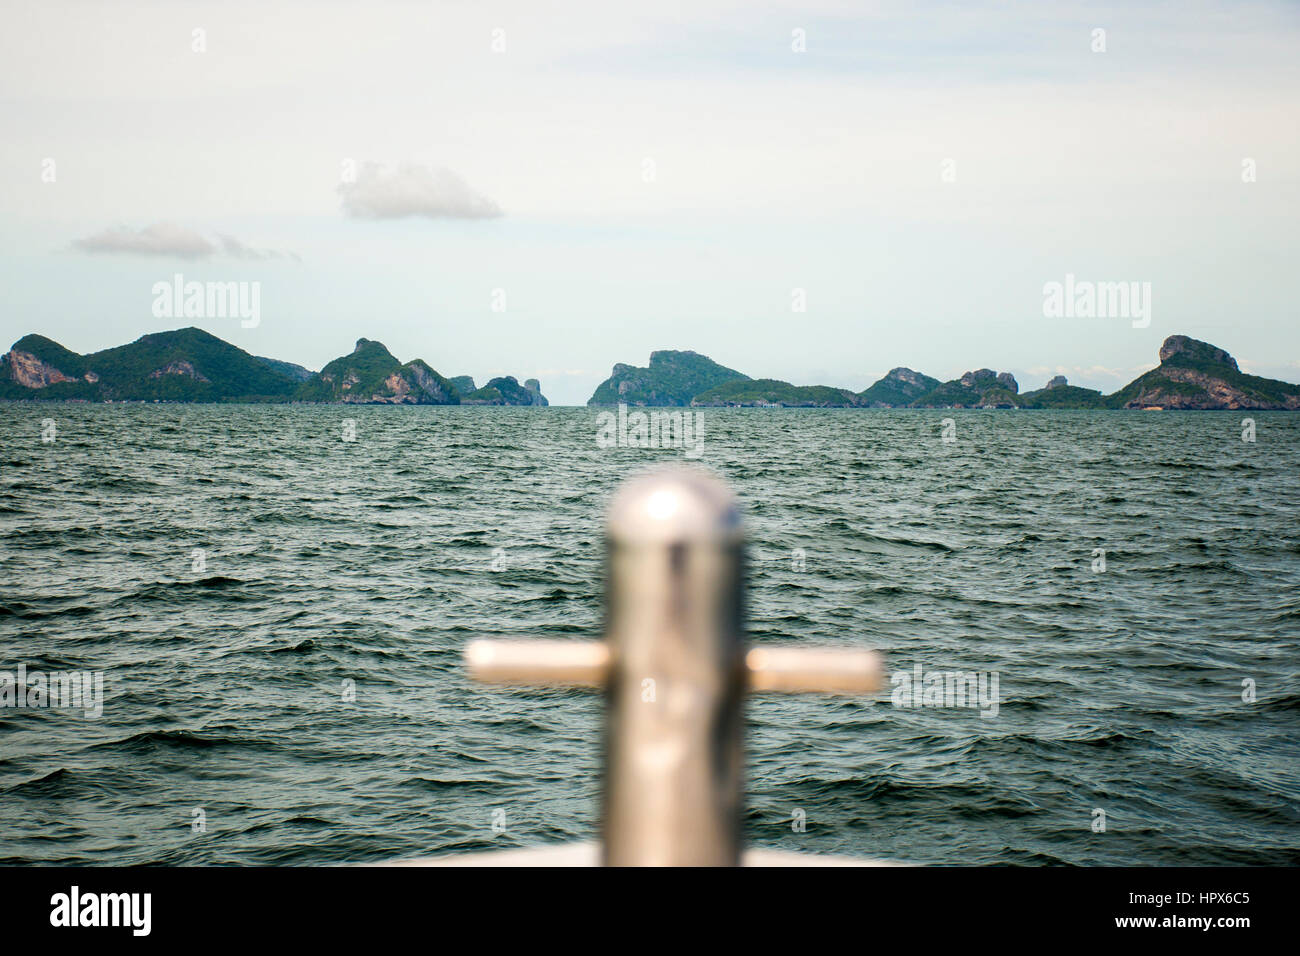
[73,221,215,258]
[339,162,502,220]
[217,233,301,262]
[72,222,297,260]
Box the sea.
[1,405,1297,865]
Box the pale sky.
[1,0,1298,404]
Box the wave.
[88,728,266,753]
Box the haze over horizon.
[2,0,1298,405]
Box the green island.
[0,329,546,406]
[3,329,1297,410]
[590,335,1300,410]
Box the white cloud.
[217,233,295,261]
[338,163,502,220]
[72,222,215,258]
[71,222,297,260]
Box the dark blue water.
[1,405,1297,864]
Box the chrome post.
[602,467,745,864]
[464,465,883,866]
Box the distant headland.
[588,336,1300,411]
[0,329,547,406]
[2,329,1297,410]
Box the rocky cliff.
[461,375,549,405]
[1107,335,1300,409]
[1,329,298,401]
[587,350,749,406]
[857,367,941,407]
[910,368,1022,408]
[295,338,458,404]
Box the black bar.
[0,865,1280,942]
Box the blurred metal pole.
[465,465,883,867]
[602,467,745,865]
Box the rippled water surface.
[1,405,1297,865]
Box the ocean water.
[1,404,1297,866]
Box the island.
[3,329,1296,410]
[0,329,548,406]
[585,336,1300,410]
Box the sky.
[1,0,1297,405]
